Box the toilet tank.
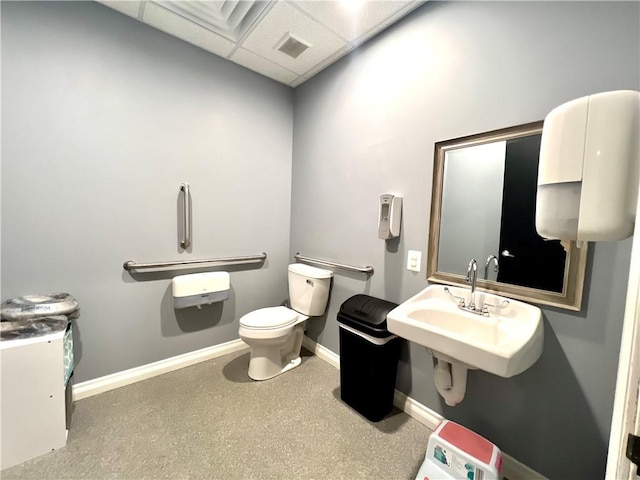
[288,263,333,316]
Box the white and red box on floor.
[415,420,503,480]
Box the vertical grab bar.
[180,182,191,249]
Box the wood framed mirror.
[427,121,588,311]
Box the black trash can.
[337,294,401,422]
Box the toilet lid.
[239,306,299,329]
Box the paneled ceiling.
[97,1,425,87]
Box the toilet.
[239,263,333,381]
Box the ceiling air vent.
[155,1,272,42]
[276,33,312,59]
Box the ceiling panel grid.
[96,0,425,87]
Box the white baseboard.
[501,454,549,480]
[302,335,340,369]
[393,389,445,428]
[72,338,249,401]
[303,336,548,480]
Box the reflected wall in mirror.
[427,122,588,311]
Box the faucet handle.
[443,287,466,307]
[484,299,510,310]
[479,298,510,317]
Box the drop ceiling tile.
[300,44,350,79]
[97,0,141,18]
[231,48,299,84]
[239,1,346,76]
[142,2,235,57]
[292,1,413,42]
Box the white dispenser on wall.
[536,90,640,243]
[378,194,402,240]
[172,271,230,309]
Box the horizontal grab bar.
[123,252,267,272]
[294,252,374,276]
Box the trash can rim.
[338,323,397,345]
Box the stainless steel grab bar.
[294,252,374,276]
[123,252,267,272]
[180,182,191,249]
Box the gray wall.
[292,2,639,478]
[1,2,293,382]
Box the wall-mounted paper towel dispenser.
[172,271,230,309]
[536,90,639,243]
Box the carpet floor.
[2,348,432,479]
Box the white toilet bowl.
[238,263,333,381]
[239,306,308,380]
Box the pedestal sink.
[387,284,543,405]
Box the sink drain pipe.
[434,358,468,406]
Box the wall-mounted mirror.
[427,122,588,311]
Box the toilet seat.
[239,306,299,330]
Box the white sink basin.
[387,285,543,377]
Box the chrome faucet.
[465,258,478,310]
[485,254,499,279]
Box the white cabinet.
[1,331,67,470]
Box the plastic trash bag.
[1,293,79,321]
[0,316,69,340]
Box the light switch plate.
[407,250,422,272]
